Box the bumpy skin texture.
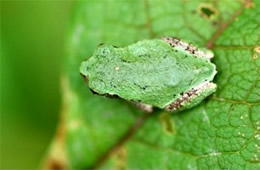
[80,39,216,111]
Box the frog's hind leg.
[160,37,214,60]
[165,81,217,112]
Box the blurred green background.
[1,1,74,169]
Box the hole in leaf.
[201,7,214,17]
[199,4,218,20]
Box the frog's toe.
[133,102,153,113]
[199,50,214,60]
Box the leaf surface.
[64,0,260,169]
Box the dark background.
[1,1,74,168]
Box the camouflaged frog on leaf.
[80,37,217,112]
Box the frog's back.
[80,39,216,108]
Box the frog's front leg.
[160,37,214,60]
[133,102,153,113]
[165,81,217,112]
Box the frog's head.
[80,44,116,80]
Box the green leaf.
[63,0,260,169]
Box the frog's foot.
[160,37,214,60]
[165,81,217,112]
[133,102,153,113]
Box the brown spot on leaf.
[244,0,254,8]
[254,46,260,53]
[45,159,65,170]
[212,21,218,26]
[191,10,196,14]
[253,54,258,60]
[159,112,175,135]
[253,46,260,60]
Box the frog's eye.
[96,45,113,56]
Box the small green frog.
[80,37,217,112]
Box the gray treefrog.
[80,37,217,112]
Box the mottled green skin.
[80,39,216,110]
